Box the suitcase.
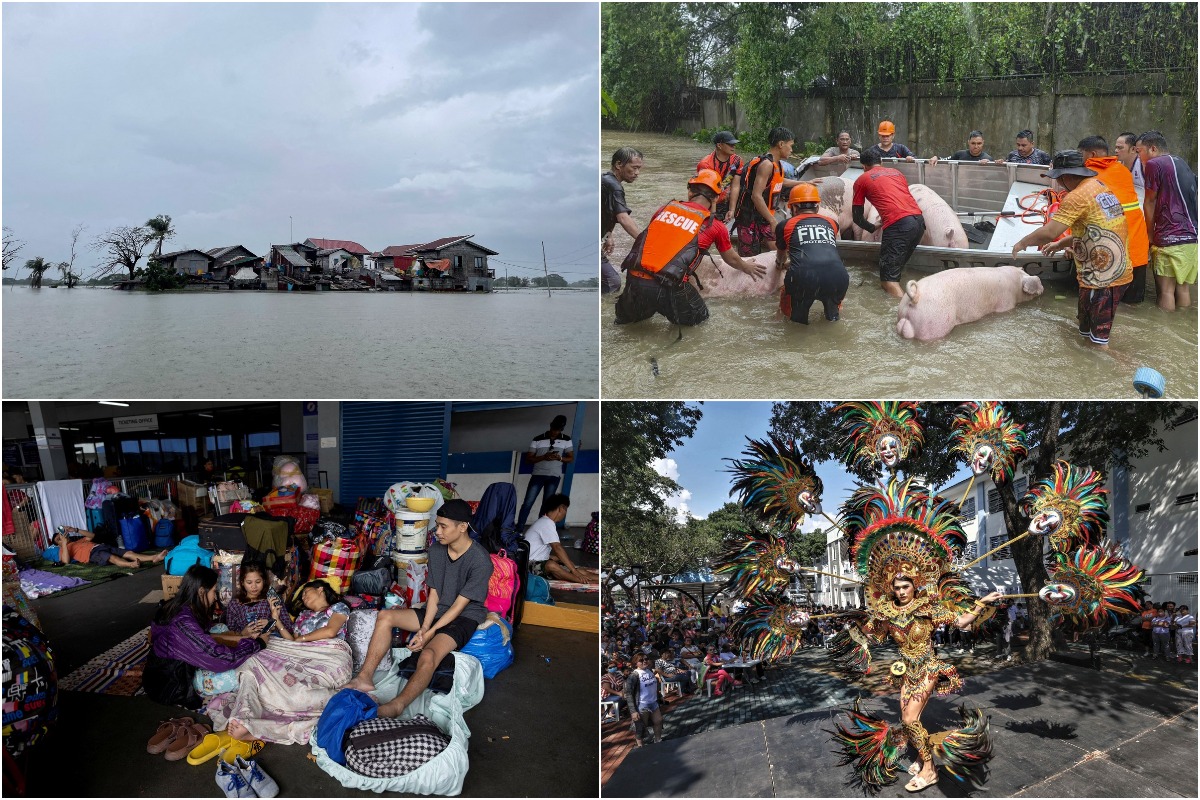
[198,513,248,552]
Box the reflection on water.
[601,131,1197,399]
[3,288,598,398]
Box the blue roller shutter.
[339,402,451,506]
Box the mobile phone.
[261,618,277,635]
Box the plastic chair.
[658,675,682,700]
[601,700,621,722]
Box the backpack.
[485,550,520,622]
[343,715,451,779]
[153,518,176,548]
[165,535,214,576]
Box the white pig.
[895,265,1043,341]
[695,252,784,298]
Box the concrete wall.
[672,72,1196,163]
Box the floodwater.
[3,288,598,398]
[601,131,1198,399]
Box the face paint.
[1029,509,1063,536]
[877,434,900,467]
[1038,583,1077,606]
[971,444,994,475]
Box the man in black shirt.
[602,147,644,294]
[949,130,993,163]
[345,499,493,718]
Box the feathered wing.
[827,699,904,790]
[732,597,807,663]
[726,435,823,533]
[949,401,1028,484]
[1022,460,1109,558]
[829,615,876,675]
[835,401,924,472]
[935,705,994,786]
[711,527,792,599]
[1046,542,1146,629]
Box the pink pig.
[695,252,784,298]
[895,265,1043,341]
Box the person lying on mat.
[523,494,599,584]
[343,499,493,717]
[144,565,270,708]
[53,525,167,568]
[271,579,350,643]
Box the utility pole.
[504,269,508,292]
[289,216,293,243]
[541,240,551,298]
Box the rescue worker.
[774,183,850,324]
[696,131,743,222]
[733,126,799,256]
[852,148,927,297]
[614,169,765,326]
[864,120,938,165]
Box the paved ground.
[603,642,1198,797]
[19,538,598,798]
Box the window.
[988,535,1013,561]
[1013,477,1028,497]
[987,488,1003,513]
[454,255,463,268]
[1176,492,1197,506]
[961,497,976,521]
[474,256,483,269]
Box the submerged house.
[379,235,497,291]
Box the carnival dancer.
[614,169,765,327]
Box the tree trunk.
[999,400,1063,662]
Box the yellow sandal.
[186,731,234,765]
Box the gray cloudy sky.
[3,2,598,280]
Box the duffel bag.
[119,513,150,552]
[343,715,451,779]
[310,537,363,595]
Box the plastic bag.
[460,617,514,679]
[272,455,308,492]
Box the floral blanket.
[206,637,352,744]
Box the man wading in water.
[615,170,764,326]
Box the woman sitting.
[144,565,269,709]
[219,563,293,643]
[703,646,740,697]
[54,525,166,568]
[207,579,353,745]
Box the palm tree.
[24,256,53,289]
[58,261,80,288]
[145,214,176,259]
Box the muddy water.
[601,131,1198,400]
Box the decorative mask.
[971,444,995,476]
[877,434,901,468]
[786,609,811,628]
[1038,583,1078,606]
[1029,508,1063,536]
[798,490,821,515]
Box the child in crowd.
[1152,604,1173,659]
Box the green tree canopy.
[602,402,703,573]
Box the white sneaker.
[215,759,255,798]
[234,755,279,798]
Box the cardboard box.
[161,574,183,600]
[310,488,334,514]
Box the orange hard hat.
[878,120,896,135]
[788,183,821,205]
[689,168,723,195]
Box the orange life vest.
[734,154,783,222]
[621,201,712,284]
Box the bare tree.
[59,224,86,288]
[3,227,25,271]
[91,225,152,280]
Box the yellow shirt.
[1051,177,1131,289]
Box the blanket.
[206,637,353,745]
[18,567,89,599]
[36,479,87,549]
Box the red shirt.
[679,201,733,253]
[853,167,922,229]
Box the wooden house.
[156,249,216,277]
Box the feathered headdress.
[836,401,924,473]
[727,435,823,533]
[840,478,966,605]
[732,597,808,662]
[1043,542,1145,628]
[1021,461,1109,556]
[950,401,1028,483]
[711,528,792,599]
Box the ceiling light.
[198,413,214,418]
[98,401,130,407]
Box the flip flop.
[166,721,211,762]
[146,718,188,754]
[187,731,235,765]
[905,774,935,793]
[220,737,265,764]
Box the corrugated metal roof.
[304,238,370,255]
[382,243,423,257]
[273,245,311,267]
